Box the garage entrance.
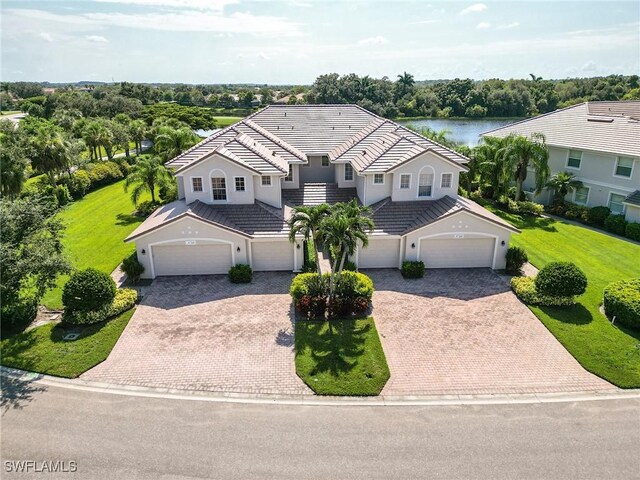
[152,243,233,276]
[358,238,401,268]
[419,237,495,268]
[251,241,294,271]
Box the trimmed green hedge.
[626,223,640,242]
[511,276,576,307]
[228,264,252,283]
[401,261,425,278]
[603,279,640,330]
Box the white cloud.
[582,60,598,72]
[289,0,312,7]
[86,35,108,43]
[258,51,270,60]
[39,32,54,42]
[460,3,487,15]
[357,35,388,46]
[497,21,520,30]
[476,22,491,29]
[6,8,303,37]
[92,0,237,10]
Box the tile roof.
[623,190,640,207]
[370,196,519,235]
[166,104,470,174]
[482,101,640,157]
[125,200,289,241]
[282,183,359,206]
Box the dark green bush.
[342,260,357,272]
[135,201,160,217]
[86,161,123,187]
[625,222,640,242]
[1,297,38,333]
[64,170,92,199]
[290,272,373,316]
[564,203,588,221]
[228,264,252,283]
[401,261,425,279]
[511,276,576,307]
[62,268,117,315]
[603,279,640,330]
[122,251,145,284]
[535,262,587,298]
[55,184,72,206]
[604,214,628,236]
[506,246,528,275]
[586,206,611,226]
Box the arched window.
[418,167,434,198]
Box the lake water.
[398,118,521,147]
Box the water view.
[398,118,522,147]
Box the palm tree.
[124,156,172,205]
[154,126,199,161]
[129,119,147,155]
[545,171,583,205]
[395,71,415,100]
[0,144,28,198]
[82,120,102,161]
[318,202,374,297]
[501,133,550,201]
[475,136,510,199]
[288,204,331,274]
[31,126,70,186]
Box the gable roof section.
[125,200,290,242]
[482,101,640,157]
[166,104,470,174]
[623,190,640,207]
[370,196,519,235]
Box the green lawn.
[213,116,243,128]
[491,207,640,388]
[41,180,149,309]
[295,317,390,395]
[0,309,134,378]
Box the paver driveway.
[82,273,312,395]
[366,269,613,396]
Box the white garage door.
[252,241,294,271]
[152,243,232,276]
[419,237,495,268]
[358,238,400,269]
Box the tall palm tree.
[288,204,331,274]
[397,71,415,89]
[154,126,199,161]
[475,135,510,199]
[129,119,148,155]
[318,202,374,297]
[0,144,28,198]
[545,171,583,205]
[31,126,70,186]
[82,120,102,161]
[124,156,172,205]
[501,133,550,201]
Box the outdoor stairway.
[282,183,358,206]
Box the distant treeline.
[2,73,639,119]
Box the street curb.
[3,366,639,407]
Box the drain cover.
[63,333,80,341]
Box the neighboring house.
[126,105,518,279]
[483,101,640,223]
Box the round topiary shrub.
[505,246,528,275]
[535,262,587,298]
[62,268,117,314]
[401,261,425,279]
[228,264,252,283]
[603,279,640,330]
[626,222,640,242]
[586,206,611,226]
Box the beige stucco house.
[126,105,518,279]
[483,101,640,223]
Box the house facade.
[483,101,640,223]
[127,105,518,279]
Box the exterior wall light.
[411,243,415,249]
[237,246,241,252]
[141,249,146,255]
[296,243,301,249]
[501,241,506,246]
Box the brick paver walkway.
[366,269,614,396]
[82,273,312,395]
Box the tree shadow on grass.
[295,319,369,377]
[115,212,141,226]
[538,303,593,325]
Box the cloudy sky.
[2,0,638,84]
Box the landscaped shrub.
[517,201,544,216]
[62,268,117,315]
[55,184,72,206]
[563,203,588,221]
[297,295,327,318]
[401,260,425,279]
[301,262,317,273]
[604,214,628,236]
[1,297,38,333]
[338,271,374,301]
[63,305,111,325]
[64,170,92,199]
[107,288,138,317]
[603,279,640,330]
[535,262,587,298]
[545,202,567,216]
[343,260,357,272]
[86,161,123,187]
[625,222,640,242]
[228,264,252,283]
[511,276,576,307]
[122,251,145,284]
[586,206,611,226]
[134,200,160,217]
[505,246,528,275]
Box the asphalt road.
[1,380,639,480]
